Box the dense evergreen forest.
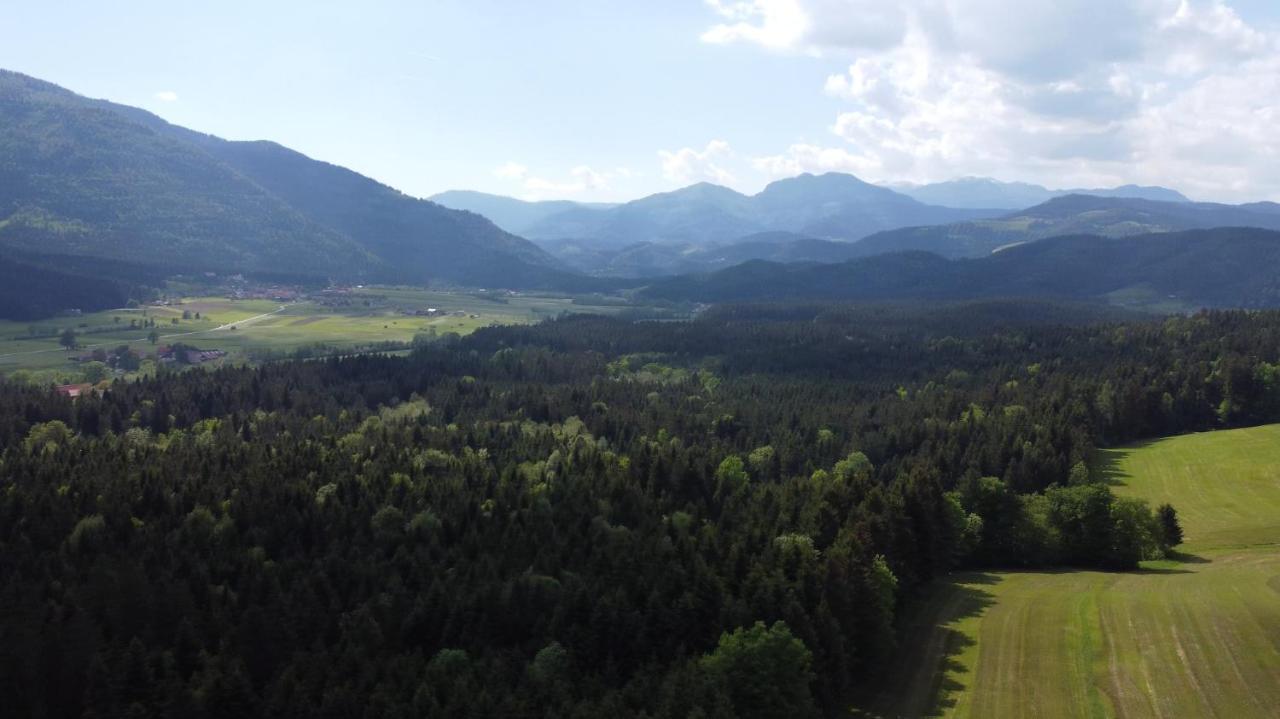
[4,302,1279,717]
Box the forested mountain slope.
[0,69,578,288]
[646,227,1280,306]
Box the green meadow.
[862,424,1280,718]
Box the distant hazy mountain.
[520,173,1000,251]
[0,69,588,289]
[853,195,1280,259]
[428,190,616,235]
[896,177,1190,209]
[644,227,1280,309]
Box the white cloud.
[658,140,737,185]
[705,0,1280,200]
[701,0,810,49]
[493,162,528,180]
[493,162,629,200]
[154,90,179,102]
[753,143,882,177]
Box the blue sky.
[4,1,1279,203]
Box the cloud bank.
[701,0,1280,201]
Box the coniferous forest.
[4,302,1280,718]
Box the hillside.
[519,173,1000,254]
[0,252,149,320]
[544,231,866,277]
[854,194,1280,259]
[0,70,577,289]
[182,140,569,287]
[644,227,1280,307]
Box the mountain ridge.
[852,194,1280,259]
[0,69,584,289]
[643,227,1280,309]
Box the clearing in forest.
[861,424,1280,718]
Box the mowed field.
[861,425,1280,718]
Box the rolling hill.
[0,69,581,289]
[644,227,1280,308]
[853,194,1280,259]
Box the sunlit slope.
[861,425,1280,718]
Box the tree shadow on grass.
[1090,444,1150,488]
[1133,564,1196,575]
[851,576,998,718]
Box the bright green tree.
[700,621,816,719]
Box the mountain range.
[892,177,1190,209]
[446,192,1280,278]
[0,69,604,290]
[436,174,1002,251]
[430,175,1203,277]
[853,194,1280,259]
[6,67,1280,315]
[643,227,1280,309]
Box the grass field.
[0,287,638,381]
[861,425,1280,718]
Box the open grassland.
[861,425,1280,718]
[0,287,636,379]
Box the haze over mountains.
[430,173,1210,277]
[6,67,1280,313]
[854,194,1280,259]
[891,177,1190,210]
[432,177,1193,238]
[435,173,1000,249]
[431,182,1273,278]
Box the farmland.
[862,425,1280,718]
[0,286,647,382]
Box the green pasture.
[862,424,1280,718]
[0,287,634,380]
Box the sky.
[3,0,1279,203]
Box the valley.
[0,286,654,382]
[5,4,1280,713]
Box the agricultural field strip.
[867,424,1280,718]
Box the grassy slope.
[861,425,1280,718]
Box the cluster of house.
[54,383,95,399]
[156,345,227,365]
[229,286,300,301]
